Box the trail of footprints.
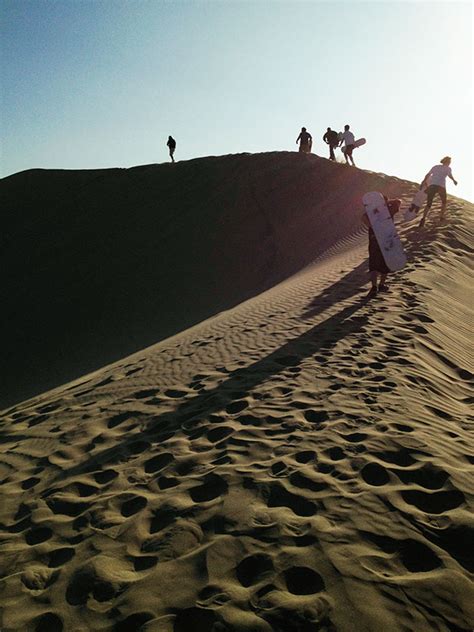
[1,382,472,632]
[1,207,473,631]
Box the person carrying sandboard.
[418,156,458,227]
[339,124,356,166]
[362,192,405,298]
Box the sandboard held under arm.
[341,138,366,153]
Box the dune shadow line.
[54,261,372,481]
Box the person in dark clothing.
[167,135,176,163]
[362,197,401,297]
[323,127,339,160]
[296,127,312,153]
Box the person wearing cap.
[419,157,458,227]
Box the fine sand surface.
[0,156,473,632]
[1,152,415,408]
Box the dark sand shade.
[2,152,412,408]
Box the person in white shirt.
[419,156,458,227]
[339,124,356,166]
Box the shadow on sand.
[52,257,375,481]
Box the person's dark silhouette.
[167,135,176,163]
[296,127,312,154]
[323,127,339,161]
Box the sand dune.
[2,152,414,408]
[0,154,473,631]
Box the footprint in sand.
[132,555,158,571]
[196,584,231,607]
[265,482,318,517]
[143,452,174,474]
[143,520,203,560]
[304,410,329,424]
[94,469,119,484]
[401,489,465,514]
[46,498,90,517]
[374,448,417,467]
[360,462,390,486]
[395,464,449,490]
[173,607,221,632]
[120,495,148,517]
[363,532,442,573]
[48,547,75,567]
[283,566,325,595]
[22,476,41,490]
[158,475,180,489]
[25,526,53,545]
[112,613,154,632]
[225,400,249,414]
[22,566,59,591]
[206,426,233,444]
[236,553,274,587]
[294,450,316,463]
[107,411,137,429]
[289,472,328,493]
[33,612,64,632]
[189,473,228,502]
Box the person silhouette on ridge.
[323,127,339,161]
[339,124,356,166]
[296,127,312,154]
[167,135,176,163]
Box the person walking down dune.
[296,127,312,154]
[323,127,339,161]
[167,136,176,163]
[418,157,458,227]
[339,124,356,166]
[362,197,402,298]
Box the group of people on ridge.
[165,132,458,297]
[323,125,357,165]
[296,124,358,165]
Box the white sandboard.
[342,137,366,153]
[362,191,407,272]
[404,190,427,222]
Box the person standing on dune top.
[323,127,339,161]
[296,127,312,154]
[167,135,176,163]
[418,156,458,227]
[339,124,356,166]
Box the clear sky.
[1,0,472,201]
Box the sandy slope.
[0,163,473,631]
[1,152,414,408]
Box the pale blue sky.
[1,0,472,201]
